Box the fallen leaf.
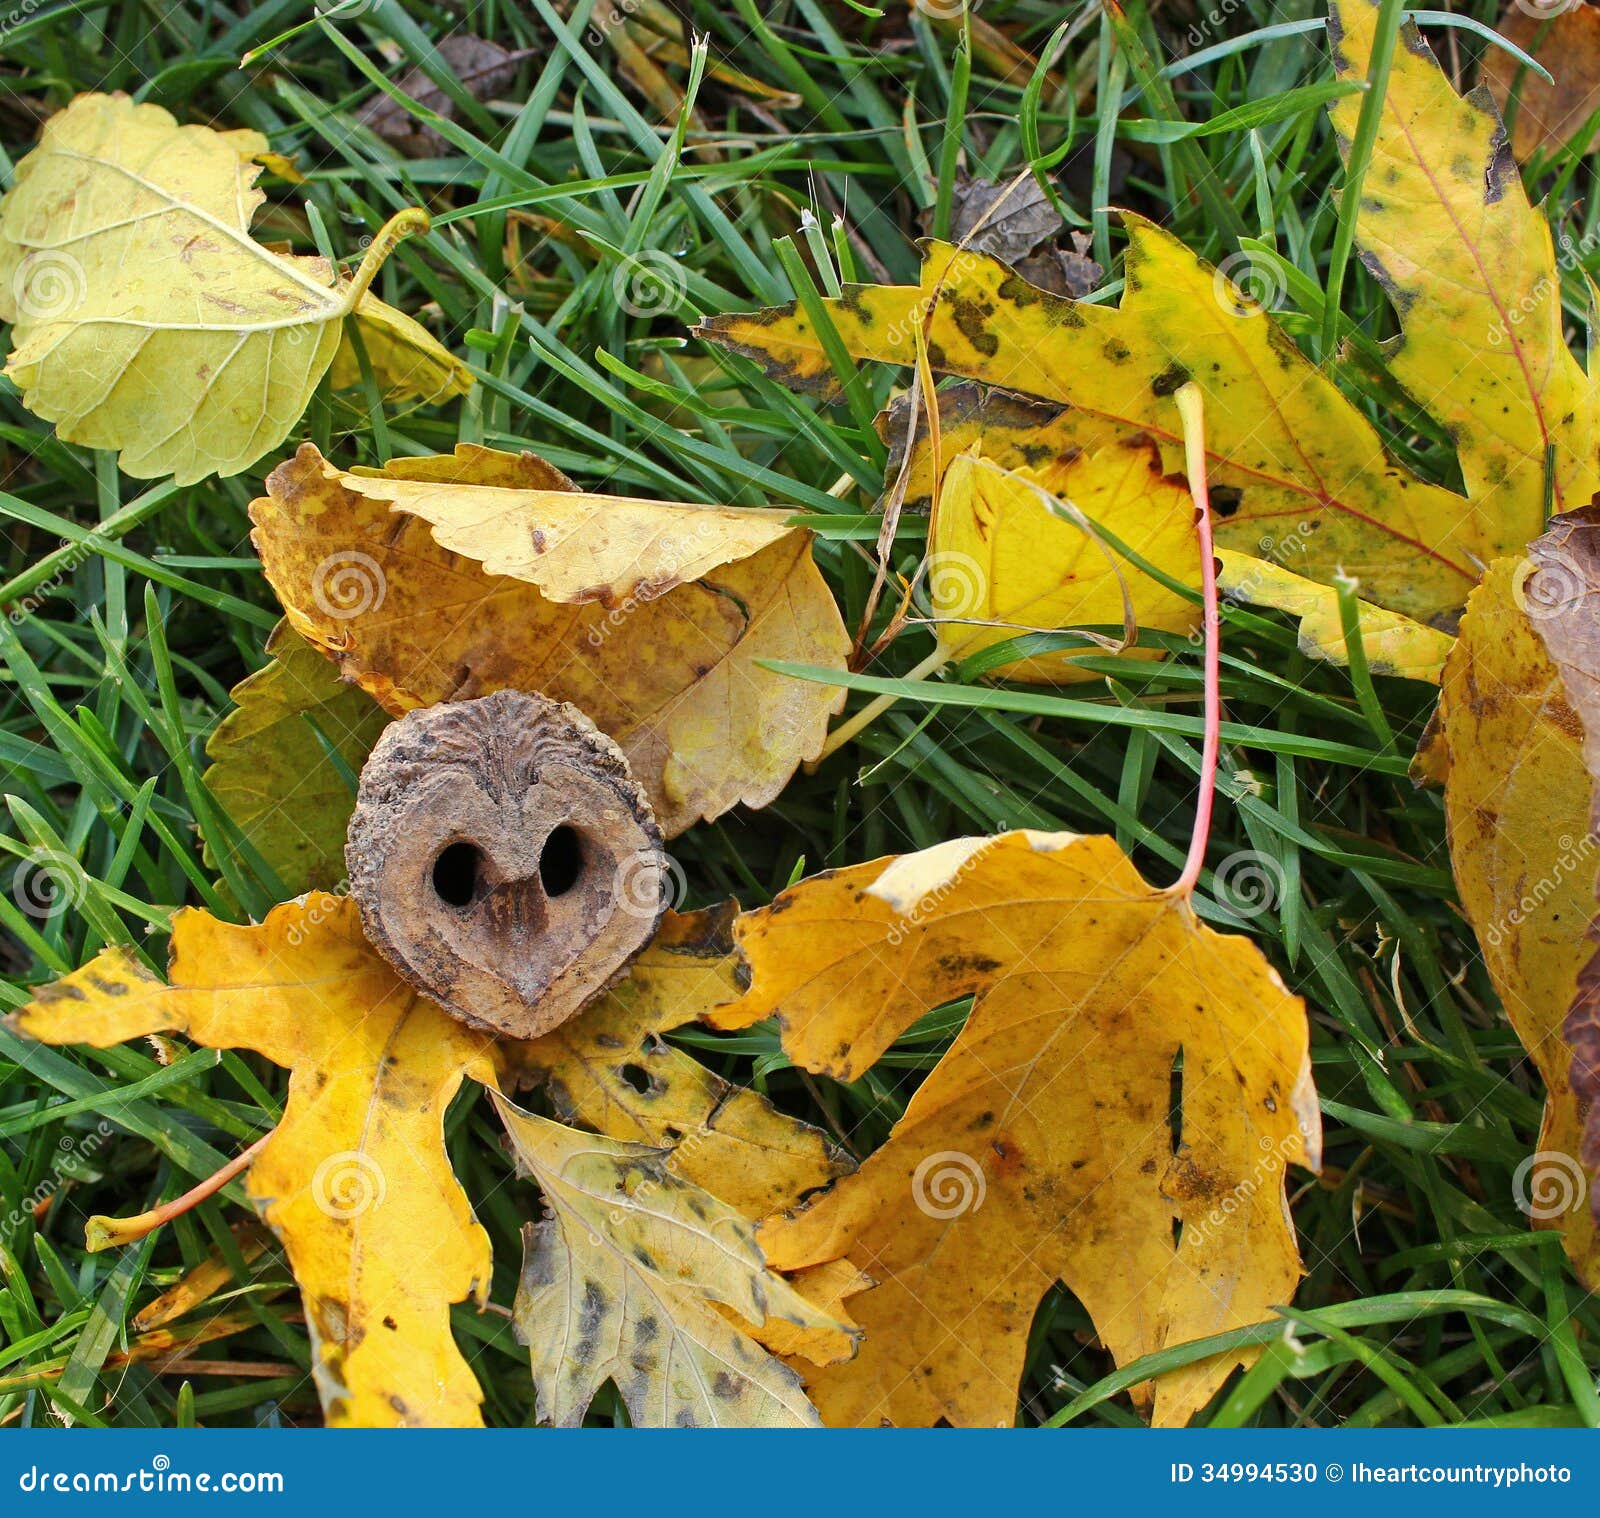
[496,1094,855,1427]
[358,35,527,159]
[131,1222,273,1332]
[1412,553,1600,1280]
[1482,2,1600,159]
[1516,508,1600,1227]
[1216,551,1454,684]
[513,904,854,1219]
[0,93,432,483]
[712,830,1321,1427]
[1330,1,1600,533]
[202,622,390,897]
[923,174,1102,297]
[252,443,849,836]
[7,893,501,1427]
[333,292,473,405]
[929,444,1200,682]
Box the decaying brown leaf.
[1482,3,1600,159]
[252,443,848,837]
[712,831,1320,1427]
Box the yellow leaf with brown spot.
[1330,1,1600,532]
[513,905,853,1218]
[930,443,1200,683]
[699,225,1489,625]
[251,443,848,837]
[7,894,500,1427]
[712,831,1320,1427]
[497,1095,855,1427]
[1216,550,1454,684]
[0,94,429,484]
[1412,555,1600,1282]
[202,621,390,897]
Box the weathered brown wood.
[346,691,667,1038]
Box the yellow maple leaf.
[7,893,500,1427]
[710,830,1320,1427]
[1413,556,1600,1282]
[513,905,854,1219]
[497,1095,855,1427]
[251,443,848,837]
[1330,0,1599,533]
[0,93,440,483]
[202,621,390,897]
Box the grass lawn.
[0,0,1596,1429]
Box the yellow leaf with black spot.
[712,831,1320,1428]
[497,1094,855,1427]
[7,894,500,1427]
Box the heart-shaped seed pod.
[346,690,667,1039]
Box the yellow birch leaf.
[712,831,1320,1428]
[6,894,501,1427]
[698,230,1501,626]
[332,292,473,405]
[1330,1,1600,531]
[1412,557,1600,1282]
[513,905,853,1219]
[930,443,1200,683]
[202,621,389,896]
[1216,550,1454,684]
[496,1095,855,1426]
[0,93,428,483]
[251,443,848,837]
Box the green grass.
[0,0,1597,1429]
